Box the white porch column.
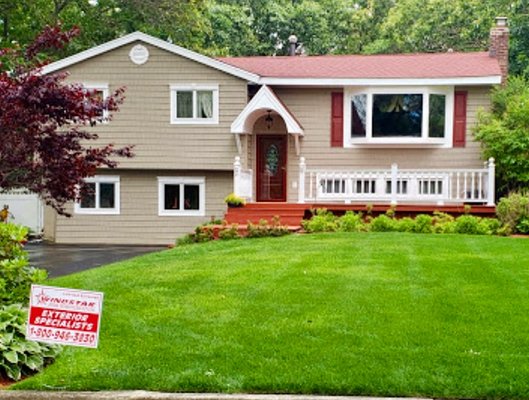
[487,157,496,206]
[390,163,398,206]
[233,156,242,196]
[298,157,306,204]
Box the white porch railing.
[233,156,253,201]
[299,157,495,206]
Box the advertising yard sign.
[27,285,104,348]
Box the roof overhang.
[41,32,260,83]
[231,85,304,155]
[257,76,502,86]
[231,85,304,135]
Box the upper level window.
[345,87,453,147]
[75,175,120,215]
[170,85,219,124]
[83,83,109,121]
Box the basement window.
[158,177,205,216]
[75,176,120,215]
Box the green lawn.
[13,233,529,399]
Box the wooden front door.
[256,135,287,202]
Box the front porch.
[234,155,496,203]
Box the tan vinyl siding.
[269,86,491,202]
[61,42,246,170]
[53,170,232,245]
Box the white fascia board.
[258,76,502,86]
[41,32,260,83]
[231,85,304,135]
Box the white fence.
[299,158,495,206]
[0,190,44,233]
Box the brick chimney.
[489,16,509,85]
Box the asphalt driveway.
[26,242,166,278]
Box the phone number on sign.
[29,327,96,344]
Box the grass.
[12,233,529,399]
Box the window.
[158,177,205,216]
[345,87,453,146]
[75,176,120,215]
[170,85,219,124]
[83,83,109,121]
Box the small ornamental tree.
[474,76,529,196]
[0,25,132,215]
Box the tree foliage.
[0,25,132,214]
[1,0,529,77]
[474,77,529,194]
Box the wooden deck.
[225,202,497,226]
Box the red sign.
[27,285,104,348]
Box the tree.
[0,25,132,215]
[509,0,529,78]
[474,77,529,195]
[363,0,511,54]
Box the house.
[41,17,508,245]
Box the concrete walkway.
[0,392,432,400]
[26,242,166,277]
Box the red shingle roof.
[218,52,501,79]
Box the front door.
[256,135,287,202]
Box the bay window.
[345,87,453,146]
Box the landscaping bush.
[496,192,529,234]
[218,224,240,240]
[412,214,434,233]
[337,211,366,232]
[452,215,500,235]
[0,223,47,305]
[432,211,456,234]
[0,303,61,381]
[474,77,529,194]
[247,217,290,238]
[0,223,60,382]
[301,209,338,232]
[370,214,398,232]
[396,217,415,233]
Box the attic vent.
[129,44,150,65]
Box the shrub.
[516,217,529,234]
[247,218,290,238]
[432,211,456,234]
[337,211,366,232]
[496,192,529,234]
[301,209,338,232]
[412,214,434,233]
[224,193,246,207]
[176,224,216,246]
[474,77,529,194]
[396,217,415,233]
[0,303,61,381]
[218,224,240,240]
[0,223,47,305]
[370,214,398,232]
[452,215,499,235]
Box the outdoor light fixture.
[265,110,274,130]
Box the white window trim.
[170,84,219,125]
[157,177,206,217]
[83,83,110,121]
[344,86,454,148]
[74,175,120,215]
